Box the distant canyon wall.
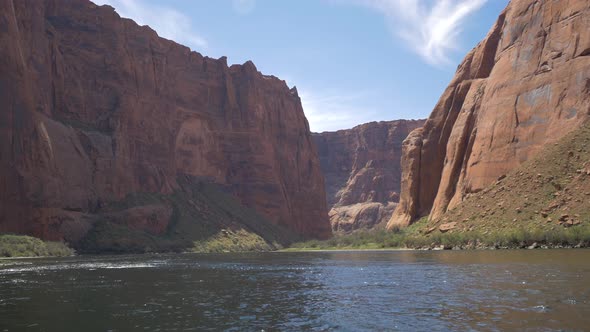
[313,120,424,232]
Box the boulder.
[439,222,458,233]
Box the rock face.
[313,120,424,232]
[420,122,590,237]
[0,0,331,246]
[327,202,398,233]
[388,0,590,229]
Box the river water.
[0,250,589,331]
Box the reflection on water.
[1,250,589,331]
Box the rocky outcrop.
[0,0,331,248]
[388,0,590,229]
[313,120,424,232]
[327,202,398,233]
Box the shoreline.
[284,242,590,252]
[280,245,590,252]
[0,254,76,261]
[2,228,589,259]
[1,245,588,260]
[279,247,411,252]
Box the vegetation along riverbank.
[0,235,74,258]
[287,219,590,251]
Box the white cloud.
[232,0,256,15]
[350,0,487,66]
[299,89,380,132]
[93,0,208,50]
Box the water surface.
[1,250,589,331]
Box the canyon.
[1,0,590,253]
[0,0,330,252]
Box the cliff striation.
[313,120,424,232]
[0,0,331,251]
[388,0,590,229]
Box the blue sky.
[93,0,510,132]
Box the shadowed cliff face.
[313,120,424,232]
[0,0,331,246]
[388,0,590,229]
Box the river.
[1,250,589,331]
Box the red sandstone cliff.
[388,0,590,229]
[0,0,331,248]
[313,120,424,232]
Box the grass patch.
[0,235,74,258]
[192,229,279,253]
[287,225,590,250]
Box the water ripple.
[0,250,589,331]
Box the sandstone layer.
[0,0,331,249]
[388,0,590,229]
[422,122,590,238]
[313,120,424,232]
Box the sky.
[93,0,510,132]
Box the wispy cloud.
[299,89,380,132]
[349,0,487,66]
[93,0,208,50]
[232,0,256,15]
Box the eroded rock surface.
[0,0,331,247]
[388,0,590,229]
[313,120,424,232]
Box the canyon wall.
[388,0,590,229]
[313,120,424,232]
[0,0,331,247]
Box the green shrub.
[45,241,76,256]
[0,235,74,258]
[286,224,590,250]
